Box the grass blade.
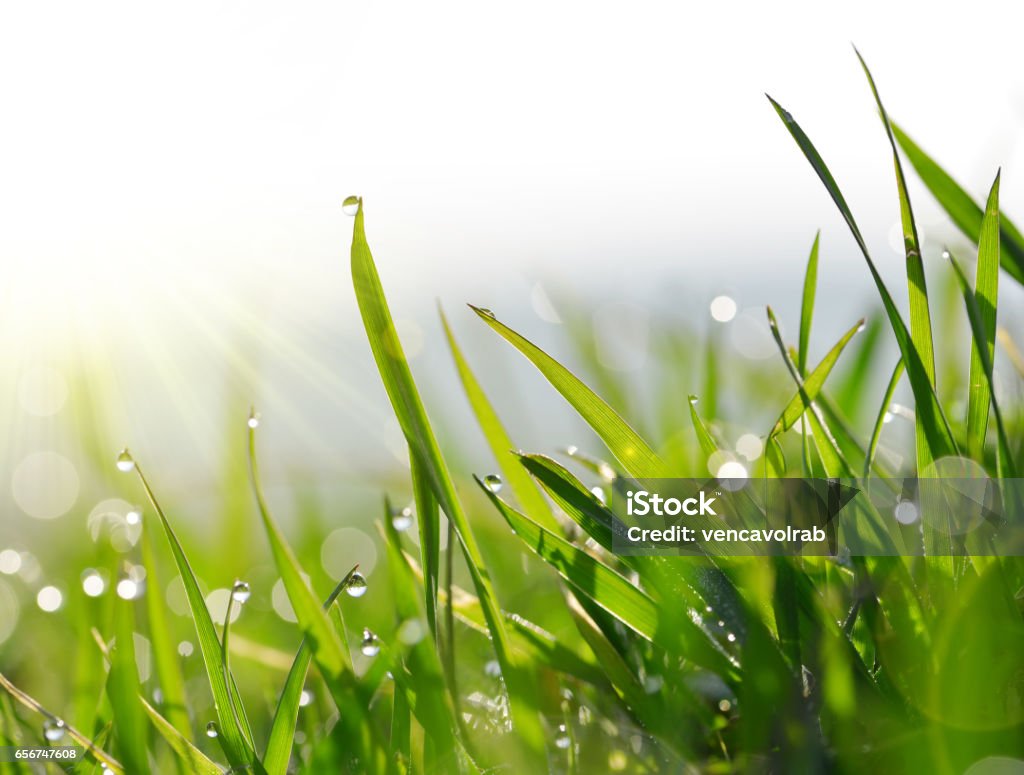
[441,305,558,530]
[469,305,670,478]
[132,460,260,772]
[140,511,192,746]
[771,317,865,436]
[798,231,820,375]
[349,200,546,767]
[263,570,359,775]
[766,93,959,465]
[966,172,1002,459]
[141,699,222,775]
[107,597,150,774]
[856,49,938,471]
[0,672,124,775]
[891,123,1024,285]
[864,360,905,478]
[478,477,739,678]
[946,251,1017,477]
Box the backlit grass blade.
[892,123,1024,285]
[766,93,959,465]
[441,305,557,530]
[687,395,718,461]
[263,570,359,775]
[966,172,1002,460]
[141,699,222,775]
[107,597,149,774]
[248,424,388,771]
[478,477,740,678]
[864,360,905,478]
[0,672,124,775]
[856,49,938,471]
[132,461,260,772]
[349,200,546,766]
[140,511,191,745]
[947,251,1017,477]
[771,317,864,436]
[410,450,440,636]
[798,231,820,375]
[469,304,670,479]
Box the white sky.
[1,0,1023,478]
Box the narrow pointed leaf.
[767,93,959,464]
[966,173,1002,459]
[798,231,820,375]
[350,200,546,766]
[469,305,670,478]
[441,306,557,530]
[142,699,222,775]
[892,122,1024,285]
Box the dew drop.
[391,507,413,532]
[231,580,251,604]
[116,449,135,473]
[247,408,261,429]
[555,724,571,750]
[688,395,699,405]
[125,508,141,526]
[345,572,368,598]
[477,308,495,318]
[484,660,502,678]
[590,486,607,505]
[43,718,65,742]
[360,628,381,657]
[342,196,360,216]
[726,632,737,643]
[299,689,314,708]
[565,445,579,456]
[483,474,503,494]
[206,721,219,738]
[941,249,952,261]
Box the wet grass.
[1,52,1024,774]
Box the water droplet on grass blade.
[115,449,135,472]
[231,580,251,604]
[247,408,260,429]
[477,308,495,318]
[43,718,65,741]
[345,572,368,598]
[299,689,314,708]
[360,628,380,657]
[206,721,219,738]
[484,660,501,678]
[590,486,607,505]
[342,196,360,216]
[483,474,503,494]
[391,506,413,532]
[555,724,571,749]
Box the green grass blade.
[966,172,1002,459]
[107,599,149,774]
[140,513,191,746]
[410,450,440,636]
[479,477,740,678]
[441,306,558,530]
[132,461,259,771]
[892,123,1024,285]
[0,672,125,774]
[263,571,358,775]
[349,200,547,767]
[767,93,959,465]
[798,231,820,375]
[141,699,222,775]
[856,49,938,471]
[947,252,1017,477]
[469,305,670,478]
[864,360,905,478]
[771,317,865,436]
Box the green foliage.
[2,52,1024,775]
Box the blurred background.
[2,0,1024,704]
